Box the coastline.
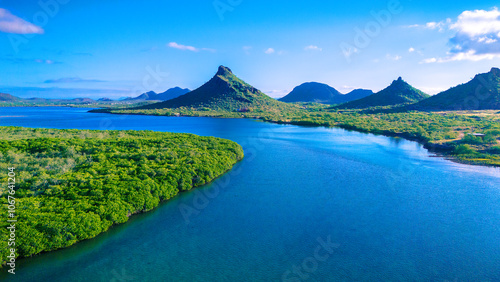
[88,108,500,168]
[0,127,244,266]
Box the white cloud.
[265,48,275,54]
[304,45,322,51]
[386,54,402,61]
[450,8,500,37]
[421,50,500,64]
[420,8,500,63]
[421,57,438,64]
[167,42,215,53]
[168,42,198,52]
[405,19,451,32]
[408,47,415,53]
[0,8,44,34]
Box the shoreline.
[88,108,500,168]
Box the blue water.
[1,107,500,281]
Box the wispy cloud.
[35,59,61,64]
[44,77,106,84]
[305,45,322,51]
[265,48,275,54]
[421,8,500,63]
[167,42,215,52]
[0,86,131,99]
[0,8,44,34]
[2,57,62,64]
[264,48,286,55]
[386,54,402,61]
[405,19,451,32]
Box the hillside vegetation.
[134,66,294,114]
[412,67,500,110]
[337,77,429,109]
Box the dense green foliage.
[412,68,500,110]
[0,127,243,264]
[337,77,429,109]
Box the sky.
[1,0,500,99]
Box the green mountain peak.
[135,66,290,112]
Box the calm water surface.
[0,107,499,281]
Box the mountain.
[412,67,500,110]
[137,66,289,112]
[125,88,190,101]
[279,82,342,104]
[125,91,158,101]
[336,77,429,109]
[345,89,374,101]
[156,87,190,100]
[97,98,113,102]
[279,82,373,104]
[0,93,21,101]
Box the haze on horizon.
[1,0,500,99]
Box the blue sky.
[1,0,500,99]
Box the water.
[1,107,499,281]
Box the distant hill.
[0,93,21,101]
[125,87,190,101]
[279,82,373,104]
[345,89,374,101]
[336,77,429,109]
[156,87,190,100]
[124,91,158,101]
[279,82,342,104]
[25,97,95,103]
[412,67,500,110]
[137,66,290,112]
[97,98,113,102]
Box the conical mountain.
[279,82,373,104]
[412,67,500,110]
[138,66,287,112]
[336,77,429,109]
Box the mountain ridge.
[136,66,291,112]
[279,82,373,104]
[411,67,500,110]
[336,77,429,109]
